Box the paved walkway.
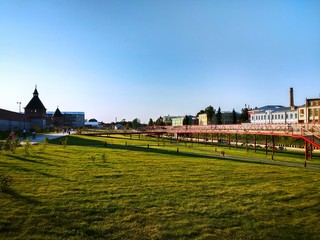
[20,132,68,145]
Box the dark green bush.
[0,175,12,192]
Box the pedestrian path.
[20,132,68,145]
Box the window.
[300,109,304,117]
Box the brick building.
[298,98,320,123]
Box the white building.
[162,115,181,126]
[171,116,185,126]
[250,105,298,124]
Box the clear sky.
[1,0,319,123]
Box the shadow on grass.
[105,143,305,168]
[3,189,41,205]
[0,161,73,182]
[48,135,316,169]
[45,208,107,239]
[98,134,164,143]
[49,135,104,146]
[9,154,55,166]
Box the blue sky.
[1,0,319,123]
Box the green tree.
[196,110,205,116]
[148,118,154,126]
[132,118,141,129]
[216,107,222,124]
[239,106,249,123]
[155,117,165,126]
[183,115,190,125]
[232,108,237,124]
[205,105,215,124]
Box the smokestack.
[290,87,295,110]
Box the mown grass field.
[0,134,320,239]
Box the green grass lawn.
[0,134,319,239]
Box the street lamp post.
[17,102,21,130]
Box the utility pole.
[17,101,21,130]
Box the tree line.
[149,105,249,126]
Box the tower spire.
[33,85,39,97]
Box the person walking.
[32,131,36,139]
[23,129,27,139]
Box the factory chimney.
[290,87,295,110]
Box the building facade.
[162,115,174,125]
[171,116,185,126]
[171,115,198,126]
[250,105,298,124]
[198,111,238,125]
[298,98,320,123]
[47,108,85,128]
[198,113,208,125]
[221,111,237,124]
[250,88,299,124]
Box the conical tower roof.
[53,107,63,117]
[33,88,39,96]
[25,87,46,110]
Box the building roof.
[47,111,85,115]
[253,105,303,114]
[25,87,46,110]
[258,105,285,111]
[0,108,22,121]
[53,108,63,117]
[33,88,39,96]
[306,97,320,101]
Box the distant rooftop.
[47,111,85,115]
[258,105,285,111]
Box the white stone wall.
[251,110,298,124]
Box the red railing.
[146,123,320,149]
[82,123,320,149]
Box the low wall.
[0,119,30,131]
